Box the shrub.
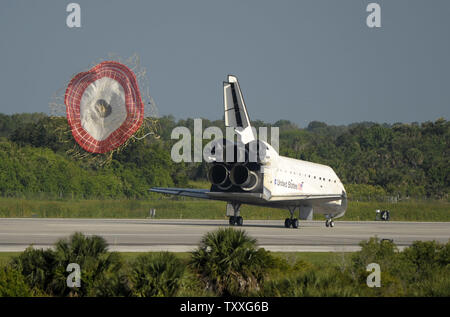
[190,228,275,296]
[129,252,184,297]
[262,267,360,297]
[50,232,127,296]
[349,238,450,296]
[398,240,450,295]
[12,233,128,296]
[0,266,33,296]
[401,241,445,278]
[11,247,57,294]
[351,237,399,276]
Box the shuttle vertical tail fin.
[223,75,256,144]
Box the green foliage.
[0,266,34,296]
[398,240,450,295]
[0,113,47,138]
[11,233,128,297]
[0,113,448,199]
[0,139,188,199]
[0,196,448,221]
[345,184,387,200]
[344,200,450,221]
[129,252,185,297]
[190,228,275,296]
[0,141,124,199]
[262,267,360,297]
[262,238,450,297]
[351,237,399,274]
[11,247,57,293]
[50,232,127,297]
[10,116,74,152]
[277,119,449,199]
[348,238,450,296]
[349,237,405,295]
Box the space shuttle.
[150,75,347,228]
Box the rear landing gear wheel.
[292,218,299,229]
[229,216,243,226]
[284,218,291,228]
[325,219,335,227]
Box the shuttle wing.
[149,187,262,202]
[149,187,211,199]
[150,187,345,206]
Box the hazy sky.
[0,0,449,127]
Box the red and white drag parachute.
[64,61,144,153]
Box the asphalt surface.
[0,218,449,252]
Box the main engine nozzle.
[207,164,232,190]
[230,164,259,191]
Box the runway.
[0,218,449,252]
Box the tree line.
[0,113,448,199]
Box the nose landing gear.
[325,218,335,228]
